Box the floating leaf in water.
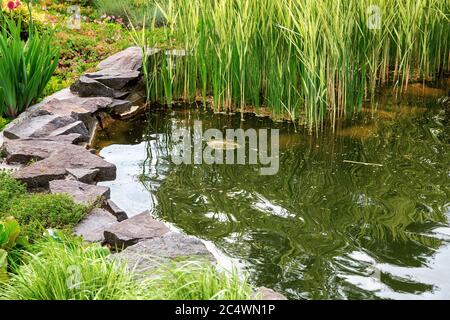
[207,140,240,150]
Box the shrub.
[0,172,27,213]
[0,237,253,300]
[3,194,88,240]
[0,18,60,118]
[0,116,10,130]
[0,217,29,281]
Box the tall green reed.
[138,0,450,130]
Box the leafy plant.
[0,17,60,118]
[0,217,29,281]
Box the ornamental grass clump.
[0,8,60,118]
[138,0,450,131]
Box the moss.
[0,173,88,242]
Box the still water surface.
[93,92,450,299]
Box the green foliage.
[0,116,10,131]
[0,217,29,281]
[0,18,60,118]
[0,236,253,300]
[0,172,88,242]
[138,0,450,130]
[95,0,165,26]
[4,194,88,240]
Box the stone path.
[0,46,287,300]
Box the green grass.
[137,0,450,130]
[0,236,253,300]
[0,172,88,241]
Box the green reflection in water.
[94,98,450,299]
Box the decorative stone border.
[0,46,287,300]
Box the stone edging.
[0,46,287,300]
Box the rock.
[12,145,116,189]
[86,70,140,90]
[104,211,170,249]
[74,208,118,242]
[48,121,89,141]
[66,168,100,184]
[49,179,110,206]
[253,287,288,300]
[3,115,78,140]
[108,99,133,115]
[70,76,128,98]
[111,232,213,274]
[97,46,143,71]
[102,199,128,222]
[2,134,82,164]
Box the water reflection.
[95,100,450,299]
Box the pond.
[92,88,450,299]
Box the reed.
[137,0,450,130]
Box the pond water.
[93,89,450,300]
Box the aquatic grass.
[0,237,254,300]
[138,0,450,130]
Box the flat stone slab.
[70,76,128,98]
[103,199,128,222]
[12,145,116,189]
[97,46,143,71]
[104,211,170,249]
[86,70,140,90]
[74,208,117,242]
[3,114,79,140]
[253,287,288,300]
[66,168,100,184]
[49,179,110,206]
[111,232,214,273]
[2,134,83,164]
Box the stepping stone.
[74,208,118,243]
[103,199,128,222]
[111,232,214,273]
[253,287,288,300]
[70,76,128,98]
[2,134,83,164]
[97,46,143,71]
[86,70,140,90]
[12,145,116,189]
[49,179,110,206]
[66,168,100,184]
[104,211,170,249]
[3,115,78,140]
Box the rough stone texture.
[253,287,288,300]
[71,76,128,98]
[86,70,140,90]
[66,168,100,184]
[97,46,143,71]
[111,232,213,273]
[12,145,116,189]
[103,199,128,222]
[119,105,145,120]
[104,211,170,249]
[2,134,82,164]
[49,179,110,205]
[74,208,118,242]
[48,121,89,141]
[3,115,78,140]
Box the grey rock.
[108,99,133,115]
[104,211,170,249]
[12,145,116,189]
[2,134,82,164]
[70,76,128,98]
[86,70,140,90]
[3,115,77,140]
[253,287,288,300]
[119,105,145,120]
[48,121,89,141]
[74,208,118,242]
[103,199,128,222]
[97,46,143,71]
[49,179,110,206]
[112,232,213,274]
[66,168,100,184]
